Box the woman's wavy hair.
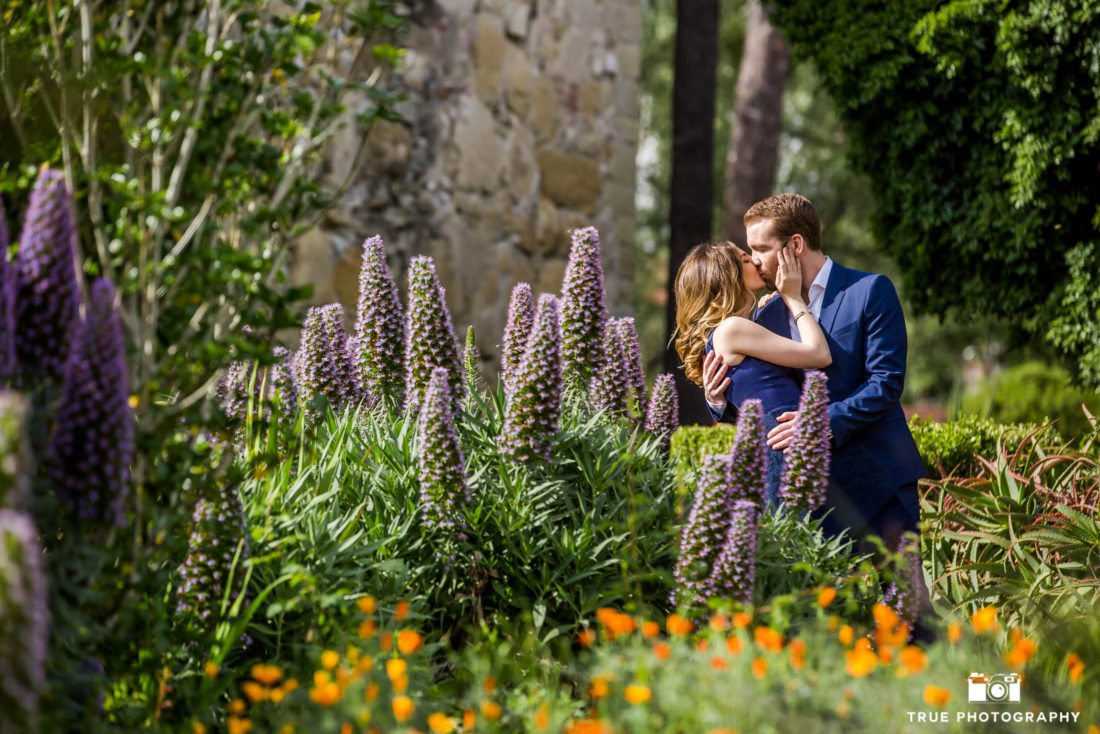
[672,240,756,387]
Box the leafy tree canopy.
[772,0,1100,387]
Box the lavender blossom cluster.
[352,236,405,409]
[588,319,628,419]
[417,368,470,535]
[404,256,464,416]
[0,200,15,384]
[727,399,767,505]
[13,169,81,384]
[0,509,49,734]
[175,488,250,625]
[559,227,609,389]
[643,373,679,452]
[501,294,562,462]
[672,454,733,610]
[500,283,534,395]
[218,346,299,431]
[884,535,925,632]
[296,304,362,417]
[778,370,831,512]
[48,279,134,525]
[708,500,758,605]
[615,317,647,419]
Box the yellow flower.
[624,684,651,705]
[590,674,611,699]
[566,719,611,734]
[392,673,409,693]
[397,629,424,655]
[480,699,503,721]
[393,695,416,722]
[751,657,767,679]
[463,709,477,729]
[309,682,342,707]
[356,655,375,675]
[128,394,140,409]
[845,639,878,678]
[251,664,283,686]
[395,600,411,621]
[277,725,295,734]
[357,595,377,614]
[642,620,660,638]
[838,625,854,646]
[1067,653,1086,683]
[203,661,219,679]
[923,685,951,708]
[484,676,497,694]
[1005,637,1038,669]
[340,724,352,734]
[359,619,378,639]
[872,603,900,633]
[653,641,671,660]
[428,712,456,733]
[971,606,999,635]
[386,657,408,682]
[321,650,340,670]
[241,681,268,703]
[228,699,246,715]
[817,587,837,608]
[577,628,596,647]
[753,626,784,652]
[898,646,928,676]
[192,721,207,734]
[726,635,743,655]
[710,655,729,671]
[534,701,550,730]
[667,613,694,636]
[732,612,752,629]
[227,718,253,734]
[789,639,806,671]
[947,621,962,644]
[365,682,380,702]
[709,614,730,631]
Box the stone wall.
[290,0,641,378]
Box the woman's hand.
[703,351,730,408]
[775,246,804,303]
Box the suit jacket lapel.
[819,262,848,334]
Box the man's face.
[746,220,785,290]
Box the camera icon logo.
[967,672,1021,704]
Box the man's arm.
[826,275,907,447]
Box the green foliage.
[668,423,737,479]
[959,361,1100,438]
[909,415,1062,478]
[770,0,1100,387]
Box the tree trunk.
[665,0,721,425]
[722,0,790,248]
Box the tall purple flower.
[500,283,534,394]
[883,535,926,632]
[0,199,15,385]
[0,510,49,733]
[13,168,81,384]
[673,454,732,610]
[644,373,679,452]
[417,368,469,535]
[268,346,300,426]
[559,227,609,388]
[615,317,647,419]
[588,320,628,419]
[501,294,562,462]
[0,393,30,510]
[727,399,767,505]
[708,500,758,605]
[219,346,299,430]
[295,304,362,417]
[175,487,249,625]
[778,370,831,512]
[49,279,133,525]
[352,236,405,409]
[404,256,464,416]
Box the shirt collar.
[809,256,833,299]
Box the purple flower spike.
[615,317,647,419]
[501,294,563,462]
[0,509,49,734]
[49,279,133,525]
[269,346,300,426]
[404,255,464,416]
[709,500,758,605]
[673,453,733,611]
[417,368,469,535]
[560,227,609,388]
[13,168,81,384]
[501,283,534,395]
[588,320,628,419]
[728,399,767,505]
[884,534,925,633]
[352,236,405,410]
[295,304,362,417]
[0,199,15,384]
[644,373,679,452]
[778,370,831,512]
[175,488,249,625]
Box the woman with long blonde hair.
[674,240,831,506]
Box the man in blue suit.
[704,193,933,638]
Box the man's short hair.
[744,193,822,251]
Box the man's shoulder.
[831,262,895,294]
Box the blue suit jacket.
[707,262,927,526]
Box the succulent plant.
[404,256,464,416]
[644,373,680,452]
[501,294,563,462]
[559,227,609,389]
[352,236,405,409]
[500,282,534,394]
[778,370,831,512]
[417,368,469,535]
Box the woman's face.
[739,249,767,292]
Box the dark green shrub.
[958,361,1100,439]
[909,415,1062,478]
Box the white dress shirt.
[789,256,833,342]
[706,256,834,413]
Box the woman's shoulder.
[713,315,759,339]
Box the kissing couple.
[673,193,934,641]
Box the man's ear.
[788,234,806,256]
